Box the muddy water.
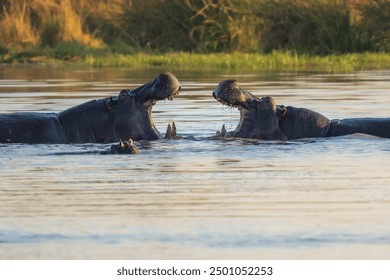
[0,65,389,259]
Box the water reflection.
[0,65,390,259]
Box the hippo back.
[58,99,110,143]
[279,106,331,140]
[327,118,390,138]
[0,113,65,143]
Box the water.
[0,65,389,259]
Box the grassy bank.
[1,1,389,73]
[83,52,390,73]
[2,45,390,73]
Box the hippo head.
[109,139,141,154]
[104,72,181,141]
[213,79,285,140]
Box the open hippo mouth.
[212,79,283,139]
[141,72,181,132]
[212,79,258,109]
[106,72,181,141]
[212,79,259,135]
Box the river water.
[0,65,389,259]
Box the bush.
[254,0,355,54]
[119,0,194,51]
[357,0,390,52]
[185,0,260,52]
[0,0,389,55]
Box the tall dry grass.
[119,0,194,51]
[185,0,260,52]
[356,0,390,52]
[255,0,354,54]
[0,0,38,47]
[117,0,390,53]
[0,0,389,54]
[0,0,103,48]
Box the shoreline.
[1,50,390,73]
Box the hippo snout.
[156,72,180,87]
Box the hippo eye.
[111,96,119,104]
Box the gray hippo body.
[0,113,65,143]
[213,79,390,140]
[328,118,390,138]
[0,73,181,144]
[278,105,390,139]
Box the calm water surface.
[0,65,389,259]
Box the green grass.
[1,45,390,73]
[57,50,390,73]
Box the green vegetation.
[82,51,390,73]
[3,45,390,73]
[1,0,390,72]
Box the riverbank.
[1,47,390,73]
[83,52,390,73]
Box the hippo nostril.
[178,86,182,91]
[212,91,216,99]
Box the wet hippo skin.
[0,73,181,143]
[213,79,390,140]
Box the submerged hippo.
[0,73,181,143]
[102,139,141,154]
[213,79,390,140]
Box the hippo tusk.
[219,124,227,137]
[165,123,172,139]
[164,122,179,139]
[221,124,227,136]
[171,122,177,137]
[120,139,125,149]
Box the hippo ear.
[118,89,130,103]
[276,105,287,120]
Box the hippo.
[213,79,390,140]
[102,139,141,154]
[0,73,181,144]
